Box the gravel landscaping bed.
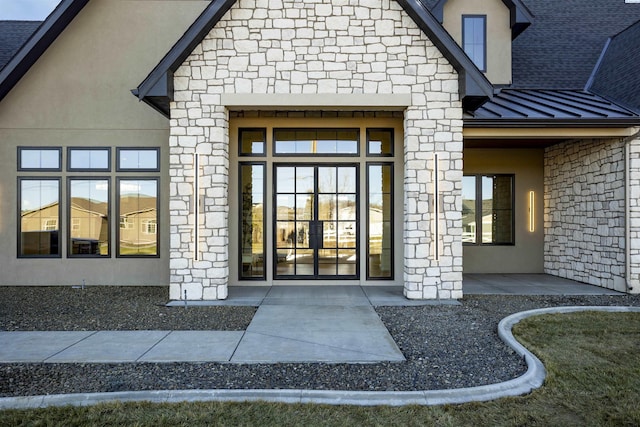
[1,286,638,398]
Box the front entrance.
[274,164,358,279]
[229,114,404,286]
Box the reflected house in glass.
[1,0,640,298]
[69,198,108,255]
[118,195,158,256]
[20,202,60,256]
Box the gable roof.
[0,21,41,70]
[0,0,89,103]
[134,0,494,117]
[429,0,534,39]
[588,19,640,114]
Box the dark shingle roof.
[588,20,640,114]
[513,0,640,89]
[0,21,41,70]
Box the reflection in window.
[463,15,486,71]
[274,128,358,155]
[117,148,159,171]
[367,164,393,279]
[239,128,266,155]
[19,179,60,257]
[18,148,61,170]
[367,129,394,156]
[118,179,158,256]
[240,164,265,279]
[69,179,110,256]
[462,174,514,245]
[69,148,110,170]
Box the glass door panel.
[274,164,358,279]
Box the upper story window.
[462,15,487,72]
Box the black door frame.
[272,163,360,280]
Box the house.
[1,0,639,300]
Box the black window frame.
[116,147,160,172]
[116,177,161,258]
[272,128,360,157]
[17,177,62,258]
[462,14,487,72]
[463,174,515,246]
[238,128,267,157]
[67,176,112,258]
[238,161,267,280]
[17,147,62,172]
[366,162,394,280]
[67,147,111,172]
[366,128,395,157]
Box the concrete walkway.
[0,277,620,364]
[2,286,431,364]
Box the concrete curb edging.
[1,306,638,409]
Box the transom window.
[463,174,514,245]
[68,148,110,171]
[18,148,61,171]
[273,128,359,155]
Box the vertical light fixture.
[433,153,440,261]
[194,153,200,260]
[528,190,535,232]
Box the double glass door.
[274,164,358,279]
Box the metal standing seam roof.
[468,89,640,126]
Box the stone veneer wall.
[544,137,626,291]
[626,134,640,294]
[168,0,463,300]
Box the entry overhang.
[221,93,413,111]
[464,126,640,140]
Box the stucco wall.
[464,148,544,273]
[169,0,464,300]
[442,0,512,85]
[544,138,626,291]
[0,0,207,285]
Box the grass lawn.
[1,311,639,426]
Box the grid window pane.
[463,16,486,71]
[19,179,60,256]
[239,128,266,155]
[118,149,159,170]
[240,164,265,279]
[463,175,514,245]
[119,180,158,256]
[367,164,393,279]
[274,128,358,155]
[19,148,61,170]
[69,148,110,170]
[69,179,109,256]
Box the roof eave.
[465,118,640,128]
[397,0,494,102]
[135,0,236,102]
[0,0,89,103]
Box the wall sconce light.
[433,153,440,261]
[528,190,535,232]
[194,153,200,260]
